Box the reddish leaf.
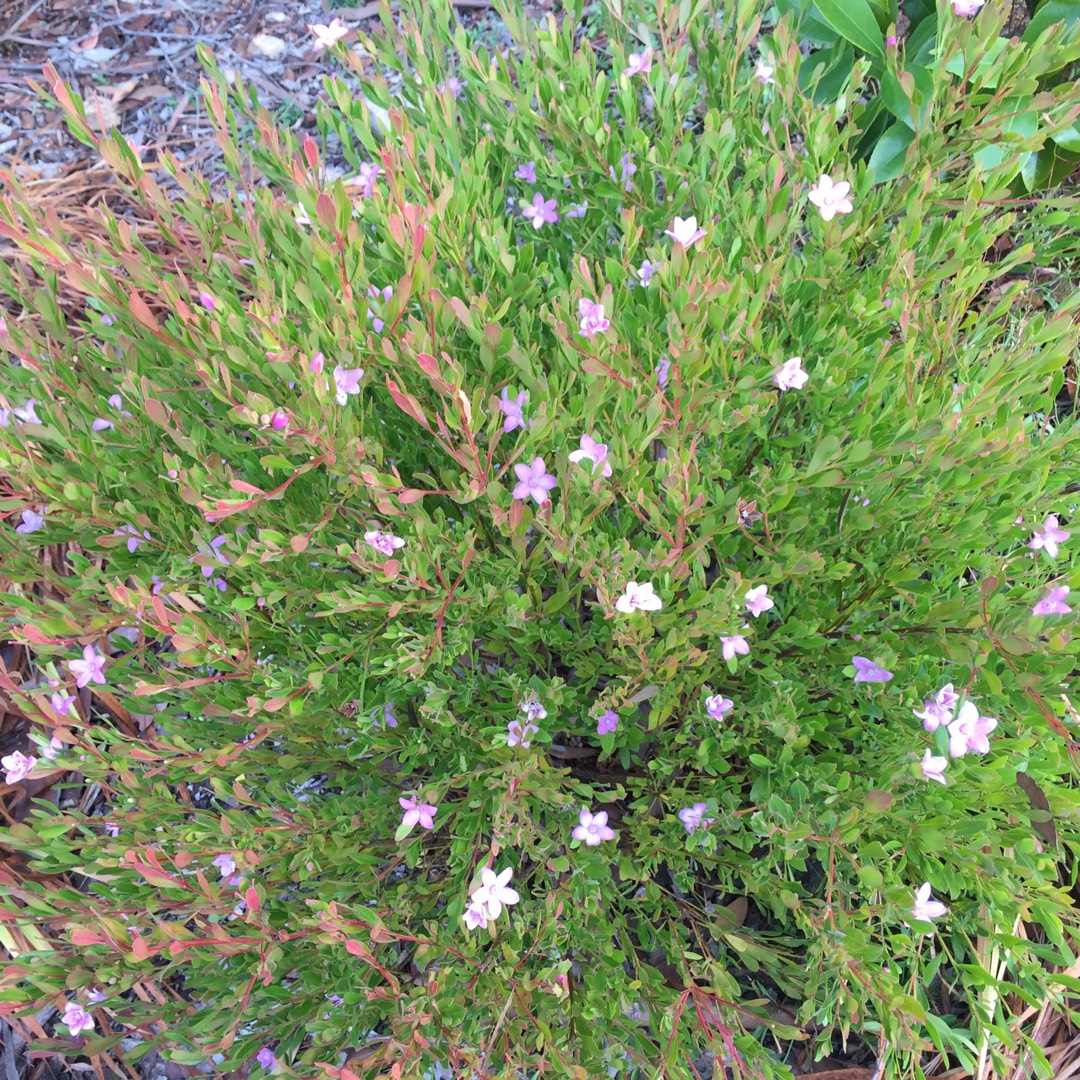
[127,288,160,331]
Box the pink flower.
[114,525,151,552]
[437,76,465,100]
[773,356,808,392]
[2,750,36,784]
[637,260,657,286]
[852,656,894,683]
[911,882,947,923]
[520,698,547,722]
[269,410,288,431]
[596,709,619,736]
[198,290,215,311]
[87,988,107,1004]
[615,580,662,614]
[470,866,520,920]
[886,33,898,45]
[309,351,325,375]
[625,47,653,76]
[507,720,538,747]
[15,508,45,534]
[754,57,775,84]
[515,161,536,183]
[720,634,749,662]
[498,388,529,433]
[807,175,853,222]
[952,0,985,14]
[51,691,75,715]
[566,201,588,218]
[352,161,382,199]
[399,795,437,831]
[920,749,948,785]
[705,694,733,720]
[68,645,107,688]
[1033,586,1072,616]
[364,529,405,557]
[913,684,958,731]
[948,701,997,757]
[255,1047,277,1070]
[568,434,613,477]
[104,821,120,837]
[665,216,706,248]
[578,298,610,338]
[333,365,364,406]
[309,17,349,50]
[512,457,557,504]
[1029,515,1070,558]
[212,853,237,878]
[655,358,671,387]
[572,808,616,846]
[62,1001,95,1037]
[744,585,773,618]
[522,193,559,228]
[462,900,488,931]
[678,803,714,834]
[13,400,41,425]
[367,284,393,332]
[40,735,65,760]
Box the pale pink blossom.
[1033,586,1071,616]
[568,434,613,477]
[947,701,997,757]
[462,900,488,930]
[512,457,557,504]
[198,290,215,311]
[578,298,610,338]
[352,161,382,199]
[615,581,662,614]
[911,882,947,923]
[520,698,547,722]
[920,749,948,785]
[309,351,325,375]
[2,751,36,784]
[678,803,715,834]
[624,47,653,77]
[637,260,657,287]
[367,285,393,332]
[773,356,808,392]
[68,645,107,688]
[522,193,559,228]
[40,735,64,761]
[705,694,733,720]
[507,720,538,748]
[665,216,706,248]
[754,57,775,85]
[498,388,529,433]
[720,634,749,661]
[399,795,437,831]
[212,853,237,878]
[15,508,45,534]
[1029,516,1070,558]
[333,365,364,406]
[309,17,350,51]
[470,866,520,920]
[952,0,985,14]
[913,684,958,732]
[364,529,405,557]
[807,175,853,222]
[62,1001,95,1037]
[573,808,616,846]
[50,691,75,715]
[744,584,773,618]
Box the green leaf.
[868,123,915,181]
[813,0,886,57]
[1023,1,1080,45]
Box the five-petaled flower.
[947,701,997,757]
[744,585,773,618]
[512,457,557,504]
[522,193,559,228]
[15,508,45,534]
[625,47,653,77]
[773,356,808,392]
[364,529,405,557]
[678,803,715,834]
[705,694,733,720]
[720,634,749,662]
[911,882,947,923]
[665,216,706,248]
[309,17,349,51]
[507,720,538,748]
[520,698,547,722]
[470,865,520,921]
[1029,515,1070,558]
[69,645,107,688]
[62,1001,95,1037]
[51,691,75,716]
[852,656,894,683]
[1033,586,1072,616]
[212,853,237,878]
[754,57,775,84]
[807,175,854,222]
[573,808,616,846]
[352,161,382,199]
[333,365,364,406]
[596,709,619,736]
[920,749,948,785]
[498,388,529,433]
[399,795,437,831]
[616,581,662,614]
[578,298,610,338]
[568,434,613,477]
[913,684,958,731]
[2,750,36,784]
[637,260,657,286]
[255,1047,276,1070]
[515,161,536,183]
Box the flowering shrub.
[2,0,1080,1076]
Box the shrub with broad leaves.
[1,0,1079,1076]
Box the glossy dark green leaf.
[814,0,886,56]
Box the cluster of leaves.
[1,0,1080,1076]
[775,0,1080,187]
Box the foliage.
[1,0,1080,1076]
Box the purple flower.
[87,988,107,1004]
[852,656,893,683]
[565,201,588,218]
[947,701,997,757]
[520,698,547,722]
[367,285,393,332]
[512,457,557,504]
[498,388,529,433]
[507,720,538,747]
[353,161,382,198]
[754,56,775,84]
[678,802,714,834]
[913,684,958,731]
[637,260,657,287]
[655,357,671,387]
[51,691,75,715]
[515,161,536,183]
[1029,515,1069,558]
[399,795,437,831]
[364,529,405,556]
[578,298,610,338]
[199,290,215,311]
[62,1001,95,1037]
[91,417,114,431]
[101,314,116,327]
[572,808,616,846]
[372,703,398,730]
[333,365,364,406]
[611,151,636,193]
[309,351,325,375]
[104,821,120,837]
[437,76,465,100]
[269,409,288,431]
[255,1047,276,1070]
[920,749,948,785]
[522,193,559,229]
[596,709,619,736]
[720,634,749,662]
[68,645,106,688]
[568,434,613,477]
[212,853,237,878]
[13,400,41,425]
[705,694,733,720]
[2,751,36,784]
[327,994,345,1006]
[114,526,151,553]
[15,508,45,534]
[462,900,488,931]
[744,585,773,618]
[1032,586,1071,616]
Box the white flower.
[754,57,775,85]
[773,356,808,392]
[807,175,853,222]
[309,18,349,52]
[744,584,774,617]
[615,581,662,614]
[664,216,706,248]
[470,866,520,921]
